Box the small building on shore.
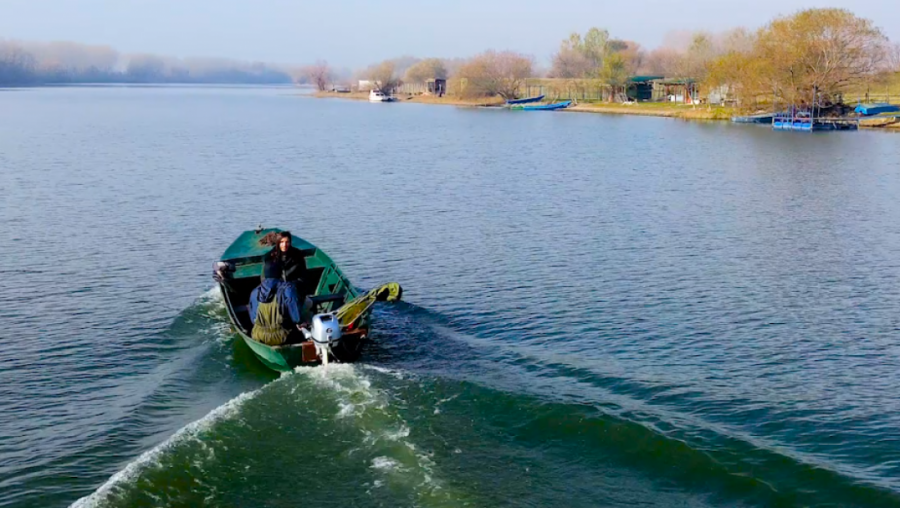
[395,78,447,96]
[426,78,446,96]
[626,76,664,101]
[651,78,698,103]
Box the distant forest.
[0,39,294,86]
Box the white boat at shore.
[369,89,394,102]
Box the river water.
[2,86,900,508]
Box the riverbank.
[313,91,900,130]
[313,91,505,107]
[568,102,731,120]
[316,91,739,120]
[314,91,726,119]
[860,116,900,130]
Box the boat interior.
[217,230,354,336]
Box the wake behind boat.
[213,227,401,371]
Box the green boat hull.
[235,329,366,372]
[216,227,398,372]
[239,332,292,372]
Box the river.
[2,85,900,507]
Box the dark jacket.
[268,246,308,283]
[249,279,302,327]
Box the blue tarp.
[855,103,900,116]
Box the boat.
[511,100,572,111]
[731,112,775,124]
[854,103,900,116]
[506,95,545,105]
[213,227,402,372]
[369,89,394,102]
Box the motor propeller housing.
[310,313,342,345]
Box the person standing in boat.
[249,262,304,345]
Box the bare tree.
[125,53,167,81]
[549,45,592,79]
[550,28,610,79]
[457,50,533,99]
[885,42,900,73]
[611,40,645,75]
[0,41,37,84]
[302,60,332,90]
[404,58,447,84]
[704,8,890,107]
[366,60,402,94]
[636,48,675,76]
[755,8,889,104]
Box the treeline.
[0,39,293,86]
[313,8,899,108]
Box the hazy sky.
[1,0,897,67]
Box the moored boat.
[855,103,900,116]
[213,227,401,372]
[511,100,572,111]
[506,94,545,105]
[369,89,394,102]
[731,112,775,124]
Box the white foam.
[371,456,402,471]
[384,424,410,441]
[364,365,406,379]
[197,286,225,309]
[433,394,460,415]
[192,286,232,344]
[291,364,459,505]
[69,389,261,508]
[337,402,356,418]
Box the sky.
[0,0,897,68]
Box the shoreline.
[313,91,900,131]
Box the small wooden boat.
[511,100,572,111]
[506,94,545,105]
[213,227,402,372]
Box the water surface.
[2,86,900,507]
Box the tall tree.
[640,48,681,76]
[549,45,592,79]
[457,50,533,99]
[302,60,332,91]
[705,8,889,107]
[404,58,448,84]
[600,53,629,100]
[551,28,610,79]
[366,60,402,94]
[0,42,36,84]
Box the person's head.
[278,232,292,253]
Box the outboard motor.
[308,313,342,366]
